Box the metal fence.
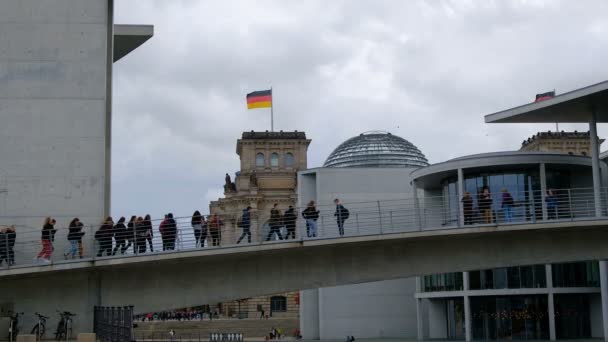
[94,306,134,342]
[1,187,607,271]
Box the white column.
[590,111,603,217]
[540,163,548,221]
[599,260,608,341]
[546,264,556,341]
[463,271,472,342]
[417,298,424,341]
[458,168,464,227]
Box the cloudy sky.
[111,0,608,218]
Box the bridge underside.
[3,220,608,333]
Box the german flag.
[247,89,272,109]
[535,91,555,102]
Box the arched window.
[285,152,295,168]
[256,153,265,167]
[270,153,279,168]
[270,296,287,312]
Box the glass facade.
[552,261,600,287]
[555,294,592,339]
[423,273,463,292]
[469,265,546,290]
[324,131,429,168]
[471,295,549,340]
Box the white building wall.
[0,0,110,260]
[427,298,448,339]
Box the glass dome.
[323,131,429,168]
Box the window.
[270,296,287,312]
[270,153,279,168]
[256,153,265,168]
[285,152,295,167]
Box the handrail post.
[568,189,573,221]
[377,201,383,234]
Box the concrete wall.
[0,0,110,261]
[299,289,319,339]
[427,298,447,339]
[317,279,418,339]
[590,293,604,338]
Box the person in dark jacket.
[125,215,136,253]
[36,217,56,263]
[112,217,127,255]
[334,199,349,237]
[0,228,7,266]
[501,187,514,222]
[192,210,203,247]
[164,213,177,250]
[6,225,16,265]
[66,218,84,259]
[478,186,493,224]
[159,214,168,250]
[96,217,114,257]
[135,217,148,254]
[461,192,474,225]
[237,207,252,244]
[144,214,154,252]
[283,206,297,240]
[266,203,283,241]
[207,213,223,247]
[302,201,320,238]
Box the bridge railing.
[0,187,606,271]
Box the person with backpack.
[237,206,252,244]
[66,217,84,259]
[302,201,320,238]
[135,216,148,254]
[501,187,514,222]
[143,214,154,252]
[112,217,127,255]
[6,225,16,265]
[125,215,137,253]
[266,203,283,241]
[283,206,297,239]
[159,214,168,250]
[164,213,177,250]
[36,217,56,263]
[334,198,349,236]
[95,217,114,257]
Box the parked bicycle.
[7,311,23,342]
[30,312,48,340]
[54,310,76,341]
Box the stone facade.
[209,131,310,320]
[520,131,604,155]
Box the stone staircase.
[133,319,299,340]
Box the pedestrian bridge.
[2,188,608,333]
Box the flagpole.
[270,87,274,132]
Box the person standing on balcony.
[478,186,493,224]
[302,201,320,238]
[165,213,177,250]
[6,225,15,265]
[192,210,203,247]
[143,214,154,252]
[546,189,558,219]
[112,217,127,255]
[237,206,252,244]
[266,203,283,241]
[95,217,114,257]
[67,217,84,259]
[501,188,514,222]
[283,205,297,239]
[208,213,223,246]
[135,216,148,254]
[126,215,137,253]
[36,217,56,263]
[334,198,349,236]
[461,192,474,225]
[0,227,7,266]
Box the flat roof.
[114,24,154,62]
[485,80,608,123]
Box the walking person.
[207,213,223,246]
[135,216,148,254]
[334,199,349,236]
[478,186,493,224]
[302,201,320,238]
[159,214,168,250]
[125,216,137,253]
[112,217,127,255]
[283,205,297,240]
[266,203,283,241]
[199,214,208,248]
[461,192,474,225]
[6,225,16,265]
[164,213,177,250]
[501,188,514,222]
[237,206,252,244]
[36,217,56,263]
[0,227,7,266]
[144,214,154,252]
[66,218,84,259]
[192,210,203,247]
[95,217,114,257]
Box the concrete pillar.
[590,112,603,217]
[463,271,472,342]
[540,163,548,221]
[546,264,556,341]
[413,180,422,230]
[300,289,320,340]
[599,260,608,341]
[457,168,464,227]
[416,298,424,341]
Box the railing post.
[377,201,383,234]
[568,189,573,220]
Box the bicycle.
[7,311,23,342]
[30,312,48,340]
[54,310,76,341]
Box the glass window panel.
[285,153,295,167]
[270,153,279,168]
[256,153,265,167]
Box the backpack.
[342,206,350,220]
[236,216,243,228]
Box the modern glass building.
[323,131,429,168]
